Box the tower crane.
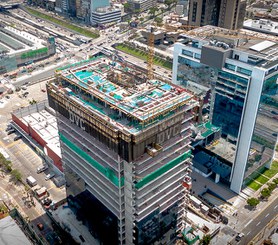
[147,26,155,81]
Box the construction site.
[46,50,198,244]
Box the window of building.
[234,54,239,60]
[224,63,236,71]
[178,56,202,68]
[237,67,252,76]
[182,49,193,57]
[247,56,263,65]
[192,41,199,48]
[194,53,201,59]
[218,71,248,85]
[192,2,197,22]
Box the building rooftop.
[0,25,45,55]
[49,55,196,134]
[0,216,32,245]
[178,25,278,68]
[243,19,278,36]
[20,109,61,157]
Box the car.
[42,197,52,206]
[271,110,278,115]
[7,129,16,135]
[37,165,48,174]
[5,95,10,99]
[14,135,22,141]
[79,235,85,242]
[235,233,244,242]
[45,172,55,181]
[272,133,277,137]
[37,223,44,231]
[5,125,13,132]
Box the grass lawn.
[115,44,172,70]
[25,7,99,38]
[262,168,277,178]
[255,175,269,184]
[272,160,278,169]
[247,181,262,191]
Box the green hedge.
[25,7,99,38]
[115,44,173,70]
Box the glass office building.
[172,27,277,193]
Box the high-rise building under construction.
[47,55,197,244]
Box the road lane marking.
[244,219,253,227]
[265,213,269,218]
[247,231,251,235]
[256,221,261,226]
[275,205,278,209]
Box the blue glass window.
[194,53,201,60]
[182,49,193,57]
[237,67,252,76]
[224,63,236,71]
[218,71,248,85]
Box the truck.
[26,176,37,187]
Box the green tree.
[273,178,278,185]
[149,7,159,18]
[10,169,22,183]
[268,182,277,191]
[3,160,12,172]
[200,234,212,245]
[260,188,271,199]
[247,197,260,208]
[123,3,132,12]
[165,0,178,10]
[154,17,163,25]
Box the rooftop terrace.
[51,56,195,134]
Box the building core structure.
[172,26,278,193]
[47,55,197,244]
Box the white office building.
[91,7,121,25]
[172,26,278,193]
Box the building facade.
[91,8,121,26]
[0,34,56,75]
[188,0,246,30]
[47,55,196,244]
[127,0,157,13]
[172,28,277,193]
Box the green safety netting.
[60,133,124,187]
[135,150,192,189]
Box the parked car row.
[6,124,23,141]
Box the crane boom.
[147,27,155,80]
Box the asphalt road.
[229,197,278,244]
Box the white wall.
[230,67,266,193]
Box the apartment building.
[172,26,277,193]
[47,55,196,244]
[188,0,246,30]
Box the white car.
[45,172,55,181]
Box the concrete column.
[230,67,265,193]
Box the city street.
[230,197,278,244]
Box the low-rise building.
[0,25,55,74]
[91,7,121,26]
[243,19,278,36]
